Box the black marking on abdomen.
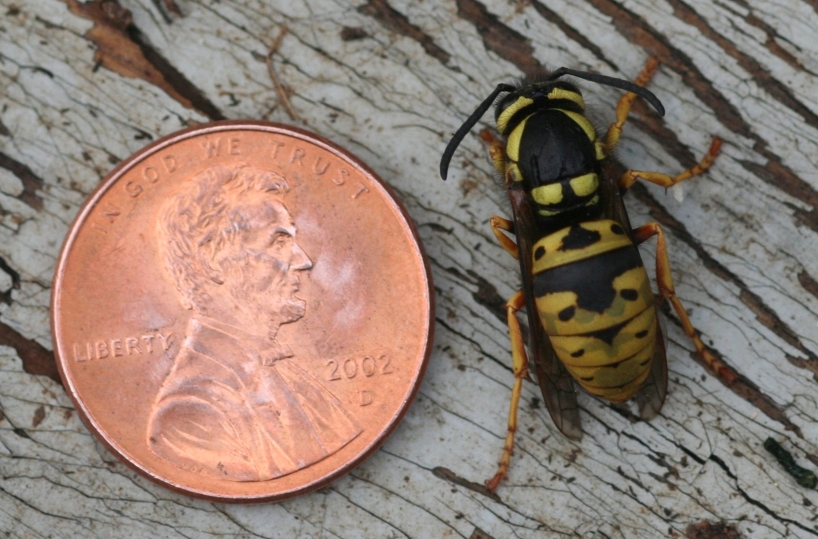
[559,306,575,321]
[559,225,601,251]
[620,289,638,301]
[534,246,645,314]
[586,319,629,345]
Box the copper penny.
[51,120,433,502]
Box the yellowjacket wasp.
[440,58,725,492]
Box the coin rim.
[51,120,435,502]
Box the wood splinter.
[266,26,299,122]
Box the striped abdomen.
[532,220,656,402]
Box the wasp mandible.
[440,58,724,492]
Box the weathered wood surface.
[2,0,818,537]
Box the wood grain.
[2,0,818,537]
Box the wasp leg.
[490,216,519,259]
[603,57,660,152]
[490,215,533,385]
[619,138,722,191]
[478,129,507,176]
[632,223,737,385]
[486,289,529,493]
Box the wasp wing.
[599,161,633,230]
[599,162,669,419]
[634,304,669,419]
[508,184,583,441]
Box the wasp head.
[494,81,585,136]
[439,68,664,181]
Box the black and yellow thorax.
[494,82,606,225]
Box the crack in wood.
[328,485,416,538]
[0,151,45,212]
[646,453,681,481]
[348,471,468,538]
[743,11,816,78]
[625,110,701,169]
[435,316,508,368]
[805,0,818,16]
[529,0,619,72]
[798,270,818,301]
[616,464,647,491]
[707,453,818,535]
[64,0,224,121]
[0,321,60,384]
[469,527,496,539]
[583,0,748,137]
[454,0,545,78]
[666,0,818,129]
[31,405,45,428]
[358,0,451,65]
[150,0,182,25]
[739,155,818,231]
[444,266,508,325]
[340,27,370,42]
[0,256,21,306]
[432,466,501,502]
[685,520,745,539]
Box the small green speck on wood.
[764,437,817,489]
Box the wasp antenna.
[548,68,665,117]
[440,83,517,180]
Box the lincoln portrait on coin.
[147,164,361,482]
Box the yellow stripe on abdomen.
[549,307,656,368]
[564,342,654,389]
[549,307,657,402]
[536,265,653,335]
[532,220,631,274]
[532,219,657,402]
